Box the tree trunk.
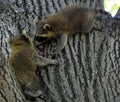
[0,0,120,102]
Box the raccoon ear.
[34,18,38,25]
[6,38,11,44]
[43,24,51,30]
[22,30,29,38]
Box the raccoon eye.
[43,24,51,30]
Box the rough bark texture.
[0,0,120,102]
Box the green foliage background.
[104,0,119,16]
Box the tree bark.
[0,0,120,102]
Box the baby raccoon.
[34,5,111,53]
[7,30,57,99]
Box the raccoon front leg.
[56,34,68,54]
[34,54,57,67]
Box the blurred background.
[104,0,120,17]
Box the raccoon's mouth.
[35,33,48,37]
[34,34,49,45]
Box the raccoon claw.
[51,59,58,65]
